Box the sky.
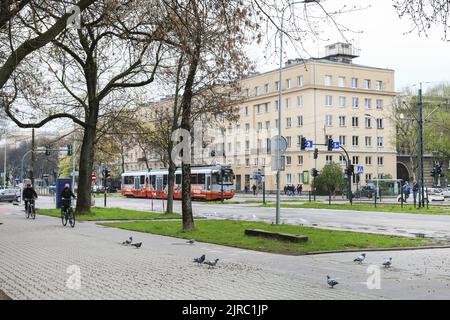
[250,0,450,92]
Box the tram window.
[197,174,205,185]
[191,174,198,184]
[124,176,134,184]
[140,176,145,184]
[176,174,181,184]
[163,175,168,186]
[151,176,156,188]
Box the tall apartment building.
[213,43,397,192]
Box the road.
[36,196,450,241]
[1,203,450,300]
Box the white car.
[397,188,445,202]
[441,188,450,198]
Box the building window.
[245,88,249,97]
[286,156,292,166]
[257,104,261,113]
[264,83,269,94]
[325,95,332,107]
[236,142,241,152]
[286,136,292,147]
[352,136,359,146]
[275,81,280,92]
[245,158,250,166]
[257,122,263,131]
[352,97,359,108]
[325,115,332,126]
[297,115,303,126]
[245,140,250,150]
[254,158,258,166]
[339,96,346,107]
[236,159,241,167]
[326,155,333,164]
[364,79,371,89]
[286,79,291,89]
[265,103,269,113]
[228,142,232,153]
[376,99,383,109]
[376,80,382,91]
[266,138,271,153]
[297,95,303,107]
[377,137,383,147]
[365,173,372,181]
[339,135,346,146]
[245,106,249,116]
[325,134,332,144]
[275,100,279,111]
[236,124,240,134]
[352,117,359,127]
[365,117,372,129]
[378,157,384,165]
[365,98,372,109]
[365,156,372,165]
[365,136,372,147]
[338,77,345,87]
[286,98,291,109]
[255,86,259,96]
[297,135,304,147]
[339,155,346,166]
[298,155,304,165]
[275,119,279,129]
[286,173,292,184]
[339,116,346,127]
[325,75,332,86]
[261,158,266,166]
[352,156,360,165]
[377,118,384,129]
[286,117,292,128]
[298,76,304,87]
[228,126,232,135]
[265,121,270,130]
[352,78,358,88]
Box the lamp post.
[365,113,379,202]
[0,130,7,188]
[276,0,319,225]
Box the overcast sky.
[251,0,450,93]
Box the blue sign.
[357,166,364,174]
[305,140,313,148]
[332,142,340,149]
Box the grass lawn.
[100,220,430,255]
[262,202,450,215]
[37,207,181,221]
[92,193,124,198]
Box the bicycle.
[61,199,76,228]
[25,198,36,220]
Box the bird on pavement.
[204,258,219,268]
[131,242,142,248]
[327,276,338,288]
[194,254,206,264]
[354,253,366,264]
[122,237,133,245]
[186,239,196,245]
[382,257,392,268]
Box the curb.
[306,245,450,255]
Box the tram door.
[206,175,211,191]
[134,177,140,190]
[156,176,164,191]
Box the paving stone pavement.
[2,203,450,300]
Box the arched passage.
[397,162,410,182]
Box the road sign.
[71,171,79,177]
[271,135,288,156]
[332,141,340,149]
[91,174,97,181]
[357,166,364,174]
[305,140,313,148]
[271,155,286,171]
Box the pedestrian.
[297,184,302,196]
[252,184,257,196]
[244,185,249,194]
[284,185,287,195]
[402,181,411,202]
[412,181,419,204]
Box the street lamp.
[276,0,320,225]
[0,129,7,188]
[365,113,379,202]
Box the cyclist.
[61,184,76,213]
[22,183,38,212]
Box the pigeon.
[122,237,133,245]
[131,242,142,248]
[354,253,366,264]
[382,257,392,268]
[194,254,206,264]
[327,276,338,288]
[186,239,196,245]
[204,258,219,268]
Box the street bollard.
[426,188,429,209]
[309,190,311,202]
[400,186,404,208]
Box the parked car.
[442,188,450,198]
[356,186,376,198]
[0,188,20,202]
[397,188,445,202]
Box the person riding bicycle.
[22,183,38,212]
[61,184,76,213]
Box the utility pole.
[31,128,35,186]
[418,84,425,208]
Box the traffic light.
[311,168,319,177]
[436,164,442,177]
[300,137,307,150]
[327,139,333,151]
[45,145,51,156]
[313,148,318,160]
[67,144,73,156]
[348,164,354,175]
[103,168,111,179]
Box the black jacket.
[61,188,76,200]
[23,188,38,200]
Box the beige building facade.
[213,43,397,192]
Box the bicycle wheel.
[68,208,75,228]
[61,209,68,226]
[31,203,36,219]
[26,203,31,219]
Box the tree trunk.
[166,145,175,214]
[329,191,331,205]
[75,121,97,214]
